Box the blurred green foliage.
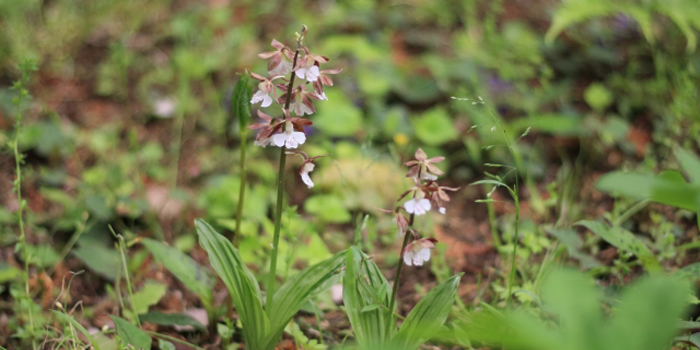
[1,0,700,348]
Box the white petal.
[261,93,273,108]
[419,199,432,212]
[413,199,430,216]
[413,205,424,215]
[403,252,413,266]
[417,248,431,263]
[295,68,307,79]
[154,98,177,118]
[318,92,328,100]
[306,66,320,82]
[301,172,314,188]
[403,199,416,213]
[293,105,301,116]
[251,90,266,105]
[439,207,446,214]
[301,103,313,115]
[291,131,306,146]
[286,135,298,149]
[303,162,315,172]
[423,173,438,181]
[271,133,287,147]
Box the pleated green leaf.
[142,238,213,310]
[392,274,461,350]
[261,250,346,350]
[232,75,252,130]
[343,246,394,349]
[195,218,268,349]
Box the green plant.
[189,27,347,349]
[465,268,689,350]
[10,58,39,348]
[343,147,461,349]
[195,219,344,350]
[596,147,700,228]
[465,101,526,307]
[343,247,460,350]
[546,0,700,52]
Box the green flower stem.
[234,128,248,247]
[265,40,301,310]
[387,166,420,332]
[387,215,413,327]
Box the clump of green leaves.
[342,247,460,350]
[546,0,700,52]
[195,219,345,350]
[465,268,689,350]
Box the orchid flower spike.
[403,238,438,266]
[405,148,445,181]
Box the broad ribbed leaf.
[392,274,460,350]
[53,311,101,350]
[343,247,394,349]
[111,315,151,350]
[232,75,252,130]
[262,250,346,350]
[195,218,268,349]
[596,171,700,211]
[142,238,213,310]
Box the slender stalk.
[234,128,248,247]
[505,190,519,307]
[488,109,521,308]
[13,68,36,348]
[119,237,140,327]
[487,200,502,248]
[266,41,301,310]
[110,226,141,327]
[387,219,413,322]
[387,165,421,332]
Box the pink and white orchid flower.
[272,120,306,149]
[403,238,437,266]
